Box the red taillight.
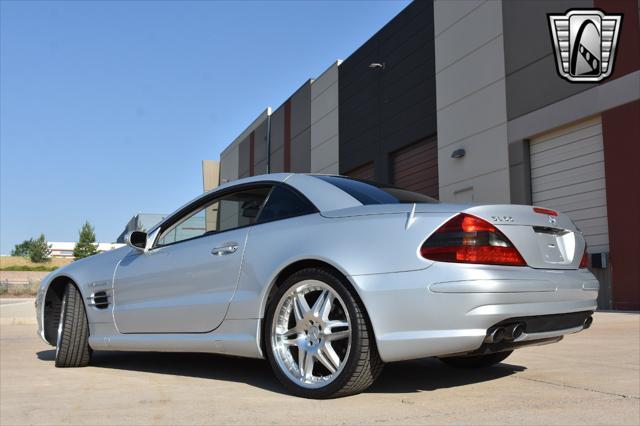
[533,207,558,216]
[580,248,589,268]
[421,213,526,266]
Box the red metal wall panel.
[602,100,640,310]
[594,0,640,80]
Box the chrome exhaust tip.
[583,316,593,329]
[504,323,525,341]
[485,327,506,343]
[511,323,525,340]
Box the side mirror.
[124,231,147,250]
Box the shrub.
[11,239,36,257]
[29,234,52,263]
[73,221,98,260]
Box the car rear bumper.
[350,262,599,362]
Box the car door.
[112,185,272,334]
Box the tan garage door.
[530,117,609,254]
[391,138,439,198]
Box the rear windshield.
[316,176,439,205]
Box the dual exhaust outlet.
[485,316,594,344]
[485,323,526,344]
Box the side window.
[156,186,271,246]
[257,185,317,223]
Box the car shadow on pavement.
[367,357,525,394]
[37,349,289,394]
[37,350,525,395]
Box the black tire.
[55,284,92,368]
[265,267,383,398]
[439,350,513,369]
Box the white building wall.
[434,0,510,203]
[310,61,341,174]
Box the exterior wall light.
[451,148,466,159]
[368,62,385,70]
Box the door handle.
[211,242,239,256]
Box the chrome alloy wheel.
[271,280,352,389]
[55,291,67,358]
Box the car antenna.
[405,203,417,230]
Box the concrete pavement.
[1,312,638,425]
[0,298,36,325]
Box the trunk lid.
[322,203,585,270]
[464,204,585,270]
[320,203,469,218]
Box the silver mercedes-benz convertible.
[36,173,598,398]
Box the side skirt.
[87,318,263,359]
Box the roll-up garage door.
[530,117,609,254]
[345,162,375,181]
[391,138,439,199]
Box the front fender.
[36,247,130,345]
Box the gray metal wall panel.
[254,159,268,175]
[238,137,250,178]
[253,119,269,168]
[339,0,436,183]
[219,144,239,184]
[291,82,312,140]
[311,62,340,174]
[503,0,596,120]
[508,140,532,205]
[291,82,312,173]
[270,106,285,152]
[270,106,285,173]
[220,108,270,182]
[290,128,311,173]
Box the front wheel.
[55,284,92,367]
[439,350,513,369]
[265,268,383,398]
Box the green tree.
[73,221,98,259]
[29,234,51,263]
[11,238,36,257]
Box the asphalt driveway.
[1,311,638,425]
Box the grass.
[1,265,59,272]
[0,256,71,270]
[0,257,66,296]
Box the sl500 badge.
[491,216,514,223]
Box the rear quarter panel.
[226,210,456,320]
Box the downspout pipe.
[266,113,272,173]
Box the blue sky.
[0,0,410,254]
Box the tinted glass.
[257,186,317,223]
[316,176,438,205]
[157,187,271,246]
